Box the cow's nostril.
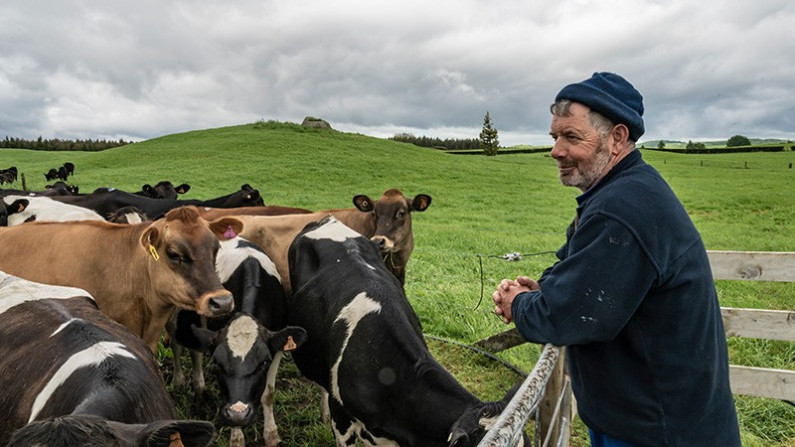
[209,293,234,315]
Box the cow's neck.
[328,208,374,236]
[91,224,166,350]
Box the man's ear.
[610,124,631,154]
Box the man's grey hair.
[550,99,637,149]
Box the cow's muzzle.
[371,235,395,252]
[201,290,235,316]
[222,401,255,426]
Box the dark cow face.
[141,181,191,200]
[447,392,520,447]
[44,168,59,181]
[193,314,307,427]
[140,206,244,317]
[7,415,216,447]
[353,189,431,253]
[1,198,28,226]
[237,184,264,206]
[352,189,431,283]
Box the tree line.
[389,133,481,150]
[0,136,131,151]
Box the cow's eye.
[396,210,406,219]
[166,250,183,263]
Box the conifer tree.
[479,111,500,156]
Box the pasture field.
[2,121,794,446]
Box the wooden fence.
[475,250,795,447]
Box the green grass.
[2,122,794,446]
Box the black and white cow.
[287,216,526,447]
[170,237,307,447]
[137,180,191,200]
[1,198,28,226]
[0,272,216,446]
[2,194,104,225]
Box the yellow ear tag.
[149,244,160,261]
[283,335,297,351]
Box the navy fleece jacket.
[511,150,740,446]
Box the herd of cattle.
[0,165,526,447]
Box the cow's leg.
[172,343,186,388]
[329,400,358,447]
[190,349,205,392]
[261,351,283,447]
[320,387,331,422]
[229,427,245,447]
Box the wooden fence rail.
[475,250,795,446]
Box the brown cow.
[0,206,244,351]
[237,189,431,294]
[196,205,313,220]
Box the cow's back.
[0,273,176,444]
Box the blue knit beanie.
[555,72,645,141]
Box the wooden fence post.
[538,347,568,446]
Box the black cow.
[0,166,17,185]
[51,183,265,220]
[0,198,28,226]
[137,180,191,200]
[44,168,59,181]
[44,181,80,195]
[287,216,526,447]
[63,161,75,176]
[171,237,306,447]
[0,272,216,446]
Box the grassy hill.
[2,121,794,446]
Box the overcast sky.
[2,1,794,146]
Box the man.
[492,72,741,446]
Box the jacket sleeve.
[511,211,659,346]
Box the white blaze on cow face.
[304,217,361,242]
[331,292,381,404]
[28,341,137,422]
[226,315,259,360]
[0,273,92,315]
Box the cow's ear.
[267,326,308,353]
[176,183,191,194]
[141,226,161,251]
[191,325,219,352]
[447,428,469,447]
[353,195,374,212]
[104,419,216,447]
[412,194,432,212]
[10,199,28,214]
[208,217,244,241]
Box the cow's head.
[192,314,307,427]
[7,414,216,447]
[352,189,431,283]
[1,198,28,227]
[141,181,191,200]
[237,184,265,206]
[447,384,528,447]
[140,206,243,317]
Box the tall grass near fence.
[1,122,793,446]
